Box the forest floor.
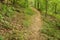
[0,5,44,40]
[24,7,44,40]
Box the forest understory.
[0,0,60,40]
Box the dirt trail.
[27,7,43,40]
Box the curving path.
[26,7,43,40]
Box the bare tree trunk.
[45,0,48,17]
[37,0,40,10]
[54,3,57,14]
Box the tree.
[45,0,48,17]
[34,0,40,10]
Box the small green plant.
[24,8,34,16]
[0,35,3,40]
[1,4,14,17]
[0,14,4,19]
[23,8,34,28]
[23,20,31,28]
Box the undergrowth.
[0,1,35,40]
[41,13,60,40]
[0,35,3,40]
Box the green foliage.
[0,3,14,29]
[23,8,34,27]
[0,35,3,40]
[13,0,29,8]
[1,4,14,17]
[39,1,60,39]
[34,0,40,10]
[0,19,12,29]
[33,0,60,14]
[24,8,34,16]
[41,14,60,40]
[0,14,4,19]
